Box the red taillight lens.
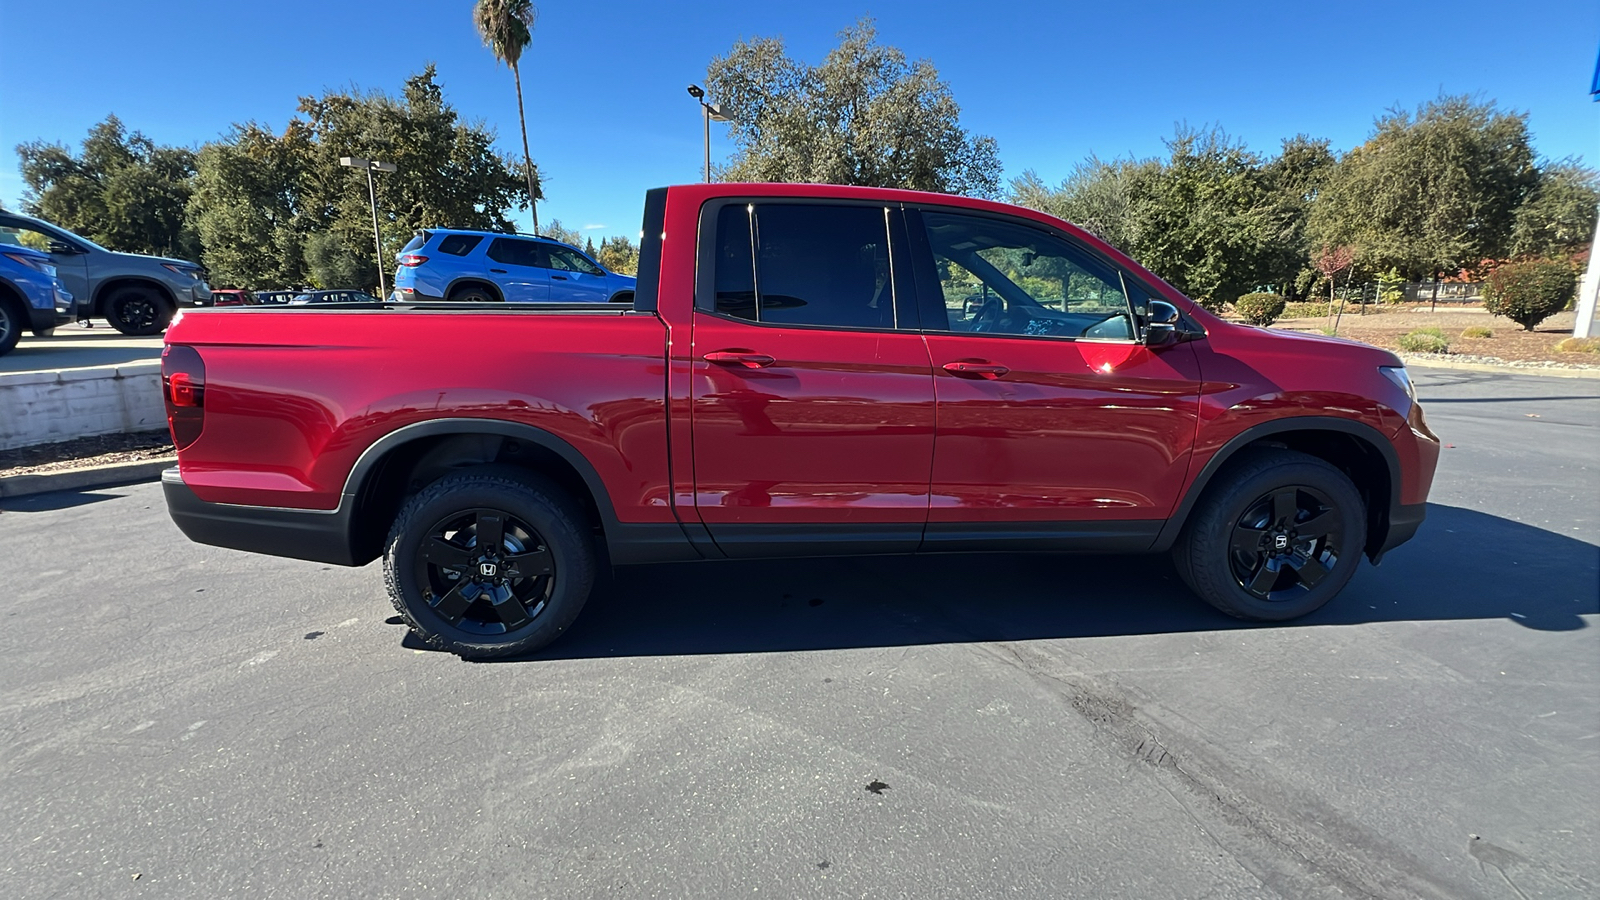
[398,254,428,267]
[161,344,206,450]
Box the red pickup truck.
[161,183,1439,658]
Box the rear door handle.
[489,268,507,274]
[942,360,1010,379]
[551,275,568,281]
[703,350,776,368]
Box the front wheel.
[106,287,172,335]
[383,468,596,658]
[0,299,21,356]
[1173,449,1367,621]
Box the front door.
[544,245,610,303]
[907,208,1203,545]
[689,201,935,557]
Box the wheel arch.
[342,419,614,565]
[92,276,178,315]
[444,278,504,302]
[1154,417,1401,561]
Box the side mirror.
[1143,300,1181,347]
[47,241,80,255]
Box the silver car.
[0,211,211,335]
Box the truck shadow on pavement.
[458,503,1596,662]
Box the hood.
[1,245,50,262]
[1242,322,1402,366]
[113,251,201,269]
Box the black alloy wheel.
[1227,485,1344,601]
[1173,449,1367,621]
[448,284,497,303]
[0,299,19,356]
[413,508,556,635]
[384,467,596,658]
[107,287,170,335]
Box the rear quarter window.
[401,232,430,254]
[437,234,484,256]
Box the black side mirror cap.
[47,241,80,255]
[1143,300,1183,347]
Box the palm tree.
[473,0,542,232]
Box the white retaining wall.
[0,362,165,451]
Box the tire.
[106,287,172,335]
[1172,449,1367,621]
[383,467,596,659]
[31,326,55,338]
[447,284,498,303]
[0,298,21,357]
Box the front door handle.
[704,350,776,368]
[942,360,1010,379]
[489,268,507,274]
[551,274,569,281]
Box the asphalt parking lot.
[1,326,164,373]
[1,369,1595,899]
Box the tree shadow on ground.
[443,503,1595,662]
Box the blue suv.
[0,244,75,356]
[394,229,636,304]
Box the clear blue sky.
[2,0,1596,243]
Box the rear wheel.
[383,468,596,658]
[106,286,171,335]
[1173,449,1366,621]
[447,283,498,303]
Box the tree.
[1010,155,1151,254]
[17,115,198,258]
[189,67,528,289]
[1314,244,1354,307]
[539,219,584,247]
[1509,160,1600,260]
[1309,95,1537,280]
[474,0,542,231]
[706,18,1002,196]
[1482,258,1578,330]
[595,235,639,275]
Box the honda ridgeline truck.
[161,184,1440,658]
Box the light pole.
[339,156,397,295]
[686,85,730,183]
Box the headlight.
[1379,365,1416,406]
[3,251,51,274]
[162,263,203,280]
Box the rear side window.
[710,204,895,330]
[437,234,483,257]
[486,238,544,267]
[401,232,429,254]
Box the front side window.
[921,211,1135,341]
[710,203,896,330]
[547,246,604,275]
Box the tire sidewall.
[0,299,20,355]
[1181,452,1367,621]
[384,470,595,658]
[449,286,496,303]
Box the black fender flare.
[1151,416,1402,555]
[443,278,504,302]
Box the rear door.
[907,207,1203,544]
[689,201,935,557]
[484,237,550,302]
[544,245,610,303]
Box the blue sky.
[1,0,1596,243]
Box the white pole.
[1574,202,1600,339]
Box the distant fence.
[1329,281,1484,305]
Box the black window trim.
[904,204,1192,345]
[693,197,922,334]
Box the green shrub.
[1461,325,1494,339]
[1281,301,1331,319]
[1234,292,1287,326]
[1398,328,1450,354]
[1556,337,1600,354]
[1482,259,1578,331]
[1377,267,1406,305]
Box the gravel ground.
[0,431,173,478]
[1271,307,1600,368]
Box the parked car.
[209,289,254,307]
[289,290,382,305]
[0,244,75,356]
[0,210,210,335]
[249,290,299,306]
[393,228,636,304]
[161,183,1439,660]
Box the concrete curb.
[0,457,175,499]
[1399,355,1600,379]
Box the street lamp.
[686,85,730,183]
[339,156,397,296]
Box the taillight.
[398,254,428,267]
[161,344,206,450]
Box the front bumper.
[163,468,362,566]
